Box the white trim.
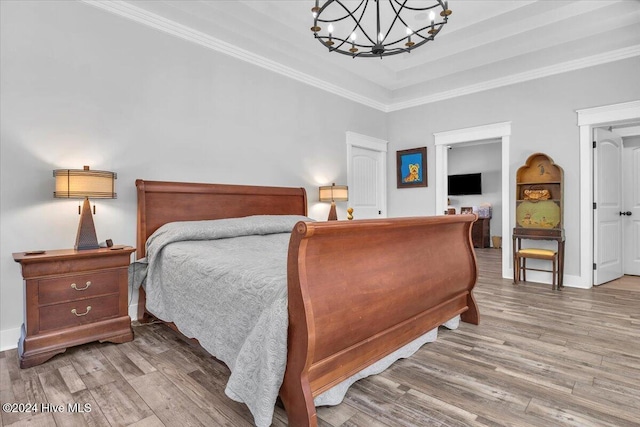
[80,0,388,112]
[346,131,389,152]
[0,326,20,352]
[615,126,640,138]
[434,122,512,146]
[515,273,587,289]
[81,1,639,113]
[434,122,512,280]
[390,46,640,112]
[576,100,640,288]
[577,100,640,126]
[346,132,388,219]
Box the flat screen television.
[448,173,482,195]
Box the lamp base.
[327,202,338,221]
[75,198,99,250]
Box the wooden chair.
[514,248,559,289]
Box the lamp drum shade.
[54,167,117,199]
[319,184,348,202]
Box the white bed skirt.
[314,315,460,406]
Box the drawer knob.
[71,281,92,291]
[71,306,92,317]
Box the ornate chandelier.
[311,0,451,58]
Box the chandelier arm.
[411,21,446,42]
[406,35,433,49]
[378,1,382,41]
[382,0,409,47]
[351,1,377,47]
[390,0,442,12]
[316,0,378,46]
[316,0,366,24]
[330,45,410,58]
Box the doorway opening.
[447,140,502,250]
[593,124,640,285]
[434,122,511,280]
[577,100,640,287]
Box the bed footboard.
[281,215,479,426]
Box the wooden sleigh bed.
[135,179,479,427]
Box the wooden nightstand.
[12,247,135,368]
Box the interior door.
[349,145,386,219]
[623,140,640,275]
[594,127,624,285]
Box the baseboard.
[507,269,588,289]
[0,326,21,352]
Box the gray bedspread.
[130,215,459,427]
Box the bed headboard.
[135,179,308,258]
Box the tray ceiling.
[85,1,640,111]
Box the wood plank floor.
[2,249,639,426]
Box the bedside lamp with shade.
[53,166,117,250]
[318,183,348,221]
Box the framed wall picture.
[397,147,427,188]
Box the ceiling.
[87,1,640,111]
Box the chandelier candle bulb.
[429,10,438,35]
[349,32,358,54]
[405,27,414,47]
[326,23,334,46]
[311,0,320,29]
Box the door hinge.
[593,263,597,270]
[593,202,597,209]
[593,140,596,148]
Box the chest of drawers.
[13,247,135,368]
[472,217,491,248]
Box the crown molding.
[80,0,389,112]
[82,1,638,114]
[389,45,640,112]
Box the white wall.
[0,1,387,350]
[386,57,640,282]
[447,143,502,243]
[2,0,639,351]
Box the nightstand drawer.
[39,294,121,332]
[38,270,119,305]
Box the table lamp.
[319,183,348,221]
[53,166,117,250]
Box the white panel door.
[594,128,623,285]
[349,145,386,219]
[623,141,640,275]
